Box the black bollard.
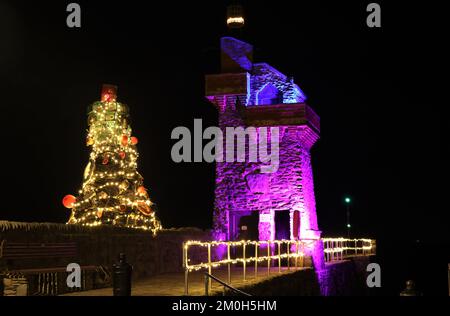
[112,253,133,296]
[400,280,421,296]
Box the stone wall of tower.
[211,97,320,241]
[211,95,247,240]
[248,63,306,106]
[207,37,320,242]
[298,146,320,238]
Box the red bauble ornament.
[101,84,117,102]
[119,151,126,159]
[121,135,128,146]
[130,136,138,145]
[119,205,127,212]
[137,202,153,216]
[62,195,76,208]
[137,186,147,195]
[102,154,109,165]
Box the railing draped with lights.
[182,238,376,295]
[183,239,313,295]
[322,238,376,262]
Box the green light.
[345,197,351,204]
[347,223,351,228]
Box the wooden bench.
[0,240,107,295]
[0,241,77,260]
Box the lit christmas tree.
[63,84,161,233]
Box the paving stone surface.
[62,266,309,296]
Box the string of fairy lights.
[183,239,312,272]
[183,238,374,272]
[322,238,374,253]
[63,85,161,234]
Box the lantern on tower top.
[101,84,118,102]
[226,4,245,29]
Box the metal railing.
[204,273,251,296]
[183,238,376,295]
[322,238,376,262]
[183,239,313,295]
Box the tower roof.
[221,37,253,73]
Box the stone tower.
[205,37,321,242]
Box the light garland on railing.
[183,238,376,272]
[322,238,374,251]
[184,239,317,248]
[182,237,377,296]
[183,239,315,272]
[322,238,373,242]
[185,253,305,272]
[322,238,375,262]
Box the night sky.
[0,0,444,261]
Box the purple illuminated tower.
[205,37,321,242]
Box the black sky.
[0,1,444,245]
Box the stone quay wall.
[222,256,375,296]
[0,221,211,295]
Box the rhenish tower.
[205,37,321,242]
